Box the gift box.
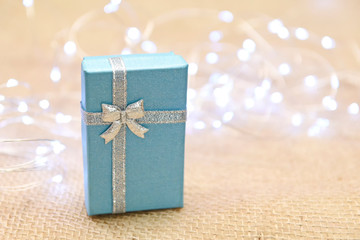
[81,52,188,215]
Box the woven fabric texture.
[1,128,360,239]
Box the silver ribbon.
[100,100,149,143]
[81,57,187,214]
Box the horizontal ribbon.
[81,57,187,214]
[81,107,187,125]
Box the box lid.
[81,52,188,113]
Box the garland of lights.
[1,1,360,190]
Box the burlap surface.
[1,127,359,239]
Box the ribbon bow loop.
[100,99,149,144]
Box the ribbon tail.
[126,119,149,138]
[100,121,123,144]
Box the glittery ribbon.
[81,57,187,214]
[100,100,149,144]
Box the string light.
[51,141,66,154]
[277,26,290,39]
[222,111,234,122]
[321,36,336,49]
[6,79,19,88]
[261,79,271,91]
[291,113,303,127]
[188,63,198,75]
[205,52,219,64]
[307,118,330,137]
[17,101,29,113]
[267,19,284,34]
[278,63,291,75]
[141,40,157,53]
[218,10,233,23]
[63,41,77,56]
[214,87,230,107]
[52,174,63,183]
[126,27,141,44]
[270,92,283,103]
[209,73,222,83]
[254,86,267,100]
[34,155,48,166]
[209,30,223,42]
[50,67,61,83]
[304,75,318,88]
[194,121,206,130]
[55,112,72,124]
[104,0,122,13]
[21,115,34,125]
[307,125,321,137]
[39,99,50,110]
[121,48,132,55]
[22,0,34,8]
[244,98,255,109]
[242,39,256,53]
[348,103,359,115]
[216,74,231,85]
[187,88,197,100]
[187,102,195,113]
[36,146,49,155]
[104,2,119,14]
[330,74,339,89]
[237,49,250,61]
[295,27,309,40]
[3,7,359,150]
[212,120,222,129]
[322,96,338,111]
[316,118,330,128]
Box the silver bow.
[100,99,149,144]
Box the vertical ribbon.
[109,57,127,213]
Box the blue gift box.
[81,52,188,215]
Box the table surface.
[1,0,360,239]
